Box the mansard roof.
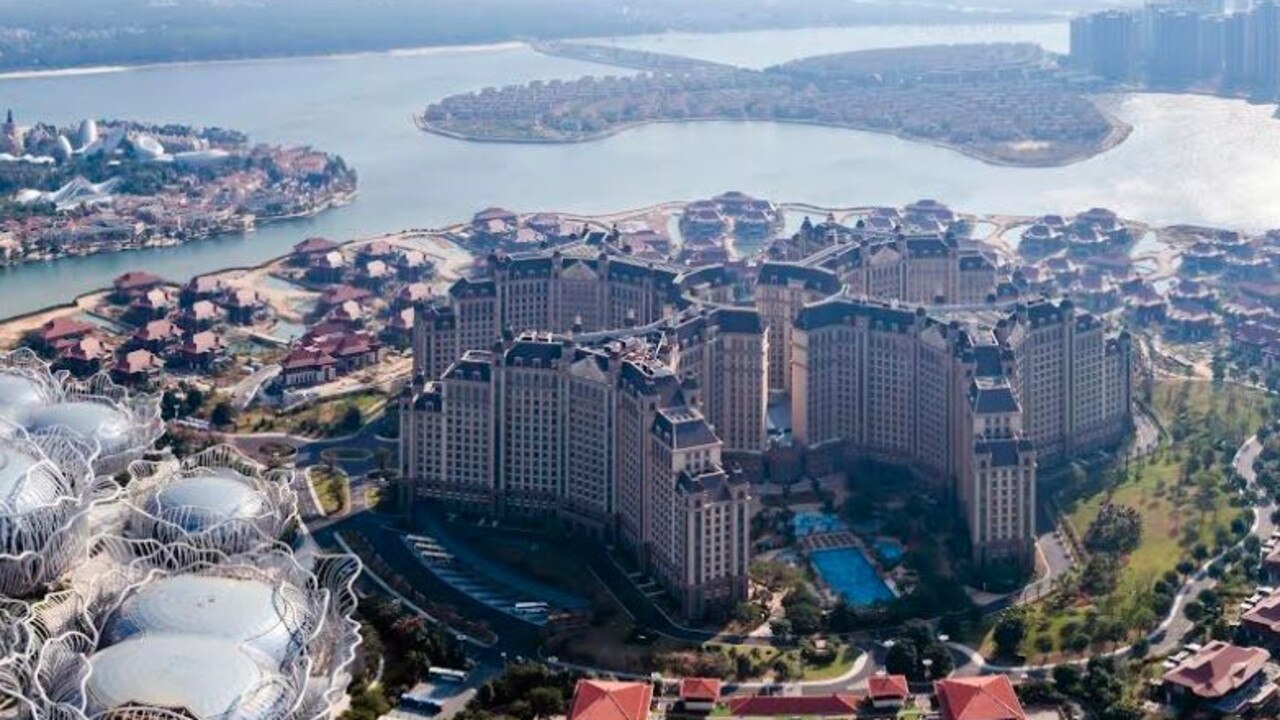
[794,297,923,333]
[757,262,841,294]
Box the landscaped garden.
[989,379,1266,662]
[309,464,351,515]
[233,391,386,437]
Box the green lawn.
[309,465,351,515]
[1008,379,1267,659]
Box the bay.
[0,22,1277,318]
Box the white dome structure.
[74,119,98,151]
[130,134,166,162]
[0,427,101,598]
[86,635,292,720]
[0,350,162,477]
[124,445,299,552]
[15,540,361,720]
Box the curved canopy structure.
[123,445,299,553]
[0,428,101,598]
[0,350,162,476]
[12,540,361,720]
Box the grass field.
[309,465,351,515]
[1003,379,1267,659]
[235,391,386,437]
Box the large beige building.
[790,296,1129,563]
[403,201,1133,594]
[402,324,756,619]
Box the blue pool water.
[873,539,905,564]
[792,510,845,537]
[810,547,895,607]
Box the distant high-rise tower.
[1251,0,1280,93]
[1070,10,1142,81]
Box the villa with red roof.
[1241,590,1280,650]
[567,680,652,720]
[933,676,1027,720]
[1161,641,1277,715]
[866,674,911,710]
[679,678,722,712]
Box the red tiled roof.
[60,336,109,362]
[293,236,339,254]
[114,270,165,291]
[134,319,179,342]
[679,678,722,702]
[934,677,1026,720]
[567,681,652,720]
[867,675,910,700]
[1162,641,1271,699]
[181,331,224,355]
[320,285,371,307]
[281,347,336,371]
[1242,590,1280,635]
[725,694,859,717]
[39,317,95,342]
[114,349,163,375]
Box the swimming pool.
[792,510,845,537]
[873,539,905,564]
[810,547,895,607]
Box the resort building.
[403,199,1134,599]
[402,330,754,619]
[790,296,1128,563]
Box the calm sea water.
[1,22,1279,318]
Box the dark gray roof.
[413,385,442,412]
[959,253,994,271]
[676,466,740,499]
[975,438,1034,468]
[712,307,765,335]
[971,345,1007,378]
[905,236,950,258]
[794,297,922,333]
[443,353,492,383]
[448,277,497,299]
[503,340,565,367]
[652,406,720,449]
[757,262,841,294]
[970,382,1020,414]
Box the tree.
[1052,664,1081,694]
[1083,503,1142,555]
[992,609,1027,659]
[339,404,364,434]
[210,401,235,428]
[1034,635,1053,659]
[884,641,918,677]
[527,687,564,717]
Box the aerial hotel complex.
[0,350,360,720]
[401,200,1135,617]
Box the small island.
[0,114,357,266]
[417,41,1131,168]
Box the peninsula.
[0,114,357,266]
[417,41,1130,168]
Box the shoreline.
[0,42,530,82]
[0,18,1068,82]
[0,189,357,270]
[414,111,1133,169]
[0,200,1165,331]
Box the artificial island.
[417,42,1130,168]
[0,113,357,265]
